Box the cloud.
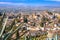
[0,2,27,5]
[45,0,60,1]
[0,2,12,4]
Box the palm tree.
[0,13,26,40]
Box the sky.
[0,0,60,6]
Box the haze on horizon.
[0,0,60,6]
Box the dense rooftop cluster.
[0,10,60,40]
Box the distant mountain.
[0,4,60,13]
[0,4,60,8]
